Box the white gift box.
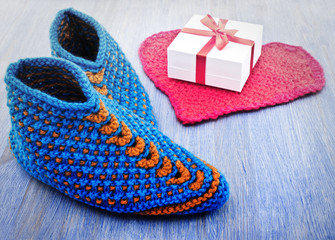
[167,14,263,92]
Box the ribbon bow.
[180,14,255,85]
[200,14,238,50]
[181,14,239,50]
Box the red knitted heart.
[139,30,325,124]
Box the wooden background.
[0,0,334,239]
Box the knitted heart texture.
[139,30,325,124]
[6,57,229,215]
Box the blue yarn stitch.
[6,57,229,215]
[50,8,158,128]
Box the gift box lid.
[167,14,263,82]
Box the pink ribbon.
[181,14,255,85]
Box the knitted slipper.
[139,30,325,124]
[5,57,229,215]
[50,8,157,127]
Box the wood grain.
[0,0,334,239]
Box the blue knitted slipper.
[50,8,157,127]
[6,57,229,215]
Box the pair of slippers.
[6,8,325,215]
[6,8,229,215]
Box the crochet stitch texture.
[6,57,229,215]
[50,8,158,127]
[139,30,325,124]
